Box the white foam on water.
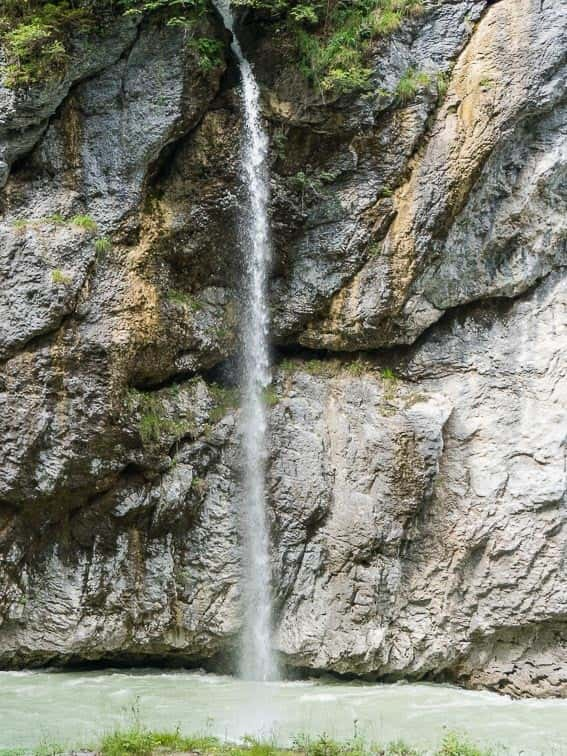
[1,671,567,754]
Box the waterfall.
[213,0,278,682]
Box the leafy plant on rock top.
[0,1,98,87]
[290,0,424,97]
[188,35,224,69]
[0,0,218,88]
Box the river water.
[1,670,567,754]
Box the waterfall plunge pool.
[1,670,567,754]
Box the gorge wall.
[0,0,566,698]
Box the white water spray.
[213,0,278,682]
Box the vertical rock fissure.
[213,0,278,682]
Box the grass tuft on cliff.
[126,387,196,445]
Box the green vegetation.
[304,359,340,377]
[189,34,225,70]
[208,383,240,422]
[71,214,98,232]
[11,213,97,232]
[0,0,424,95]
[126,387,194,445]
[51,268,71,285]
[124,0,222,72]
[122,0,210,19]
[289,169,335,210]
[278,358,355,377]
[0,0,219,88]
[100,728,221,756]
[437,733,493,756]
[381,366,398,400]
[345,359,368,377]
[139,405,167,444]
[263,384,280,406]
[211,0,429,101]
[279,357,298,373]
[272,128,288,160]
[3,729,498,756]
[167,289,203,312]
[1,0,426,96]
[191,475,208,495]
[0,742,68,756]
[394,67,431,102]
[284,0,424,96]
[0,0,96,87]
[435,70,449,99]
[278,358,403,386]
[95,236,113,255]
[44,212,66,224]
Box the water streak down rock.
[213,0,277,682]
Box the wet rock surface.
[0,0,566,697]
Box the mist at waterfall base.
[3,670,567,755]
[214,0,277,682]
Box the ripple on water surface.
[1,670,567,755]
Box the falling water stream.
[213,0,277,681]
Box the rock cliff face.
[0,0,566,698]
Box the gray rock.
[0,17,140,187]
[297,0,567,349]
[0,274,565,696]
[274,273,566,696]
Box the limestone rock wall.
[0,0,565,697]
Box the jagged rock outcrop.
[0,0,565,698]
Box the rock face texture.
[275,273,567,698]
[0,0,566,698]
